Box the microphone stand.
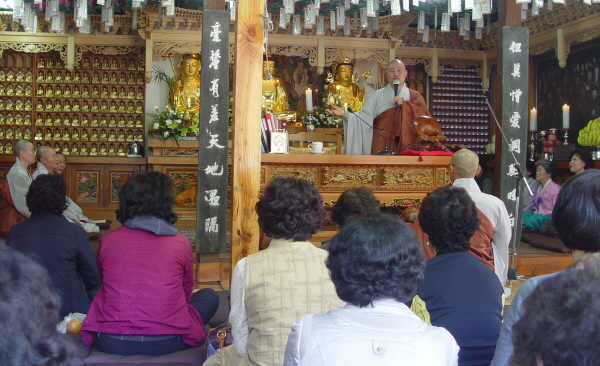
[484,91,532,281]
[347,107,397,155]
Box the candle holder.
[305,112,315,132]
[563,127,570,145]
[528,130,537,161]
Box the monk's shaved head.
[451,149,479,178]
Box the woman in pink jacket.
[81,171,219,356]
[522,159,561,230]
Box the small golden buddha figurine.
[64,72,71,82]
[72,114,80,126]
[25,85,32,96]
[118,101,126,113]
[81,129,88,140]
[24,100,32,111]
[90,143,98,155]
[80,86,88,98]
[118,116,126,127]
[119,86,127,98]
[93,57,100,69]
[15,114,23,125]
[83,58,90,69]
[0,99,5,110]
[136,102,143,114]
[82,101,89,112]
[128,87,135,99]
[0,143,4,154]
[15,128,22,139]
[61,114,70,126]
[80,143,88,155]
[109,101,117,113]
[6,84,14,96]
[99,144,107,155]
[0,84,7,96]
[126,130,134,142]
[15,85,24,96]
[128,59,136,70]
[24,128,31,139]
[324,61,365,112]
[91,101,99,113]
[43,129,52,140]
[126,116,135,127]
[102,58,109,70]
[0,71,5,81]
[62,101,70,112]
[100,100,109,112]
[137,74,144,85]
[45,86,54,97]
[62,128,71,140]
[101,86,108,98]
[100,116,108,127]
[5,128,13,139]
[63,86,71,97]
[109,116,117,127]
[56,59,64,68]
[6,70,14,81]
[91,129,99,141]
[81,116,89,126]
[101,73,109,84]
[136,87,144,100]
[128,72,135,84]
[110,58,118,70]
[135,130,144,142]
[72,101,80,112]
[110,87,117,98]
[5,113,13,124]
[91,116,99,127]
[25,71,32,82]
[108,130,116,141]
[119,72,127,84]
[72,129,79,140]
[72,71,81,83]
[117,130,125,141]
[46,71,53,82]
[43,115,51,126]
[47,57,54,68]
[0,113,4,124]
[82,72,89,83]
[37,56,45,68]
[55,71,62,82]
[36,71,44,82]
[44,100,53,111]
[16,71,24,82]
[110,72,117,84]
[0,128,4,138]
[25,115,32,125]
[135,115,144,128]
[120,59,127,70]
[92,72,99,84]
[54,143,61,153]
[108,143,116,156]
[15,99,23,111]
[53,128,61,140]
[127,102,135,113]
[63,143,70,154]
[55,86,62,97]
[91,86,99,98]
[117,144,126,156]
[5,143,13,155]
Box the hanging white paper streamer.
[547,0,553,10]
[316,16,325,35]
[553,0,564,3]
[373,14,379,30]
[423,26,429,42]
[532,0,539,15]
[583,0,591,5]
[304,8,312,29]
[345,0,350,7]
[459,18,465,36]
[441,12,450,32]
[45,2,52,21]
[366,17,373,34]
[330,10,336,30]
[351,0,359,4]
[449,0,461,13]
[284,0,294,14]
[521,3,528,20]
[305,5,316,28]
[403,0,410,11]
[132,0,143,8]
[464,12,471,31]
[12,0,24,20]
[51,9,61,30]
[515,0,530,3]
[80,16,90,33]
[472,3,482,20]
[464,29,470,40]
[352,11,358,30]
[359,7,367,27]
[293,14,301,34]
[106,5,114,25]
[434,6,437,29]
[465,0,474,9]
[475,27,482,39]
[321,0,330,3]
[49,0,59,17]
[337,6,345,26]
[344,16,351,35]
[228,1,236,21]
[367,0,375,17]
[476,17,483,28]
[481,0,491,14]
[279,8,287,28]
[315,0,321,11]
[417,11,424,33]
[390,0,401,15]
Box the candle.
[529,108,537,132]
[562,104,570,129]
[306,88,313,112]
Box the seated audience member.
[522,160,540,213]
[0,245,74,366]
[522,159,560,230]
[321,186,380,250]
[0,140,35,238]
[53,152,99,233]
[568,148,593,175]
[283,212,459,366]
[474,154,493,195]
[81,171,219,356]
[205,177,343,366]
[7,174,99,318]
[510,260,600,366]
[412,185,504,366]
[32,145,57,179]
[490,169,600,366]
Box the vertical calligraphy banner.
[197,9,230,253]
[499,26,529,251]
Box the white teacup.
[308,141,323,153]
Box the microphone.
[347,107,397,155]
[393,79,400,97]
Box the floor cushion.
[521,232,571,253]
[83,346,205,365]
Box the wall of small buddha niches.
[0,51,145,156]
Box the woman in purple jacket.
[522,159,561,230]
[81,171,219,356]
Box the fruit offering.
[577,117,600,146]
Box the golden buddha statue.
[108,144,116,155]
[53,143,61,153]
[53,128,61,140]
[43,115,51,126]
[91,129,99,141]
[127,116,135,127]
[0,128,4,138]
[92,86,99,98]
[120,59,127,70]
[72,129,79,140]
[62,101,70,112]
[324,61,365,112]
[81,130,88,140]
[55,71,62,82]
[99,143,107,155]
[137,87,144,100]
[5,143,12,155]
[80,143,88,155]
[46,71,53,82]
[101,72,109,84]
[127,102,135,113]
[117,130,125,141]
[118,102,126,113]
[81,72,89,83]
[25,71,32,82]
[62,129,70,140]
[45,86,53,97]
[36,71,44,82]
[64,72,71,82]
[6,99,13,110]
[83,58,90,68]
[92,72,100,84]
[25,85,32,96]
[24,128,31,139]
[6,85,14,96]
[44,129,53,140]
[102,58,109,70]
[110,58,118,70]
[82,101,89,112]
[100,101,109,112]
[110,72,117,84]
[261,58,291,118]
[6,70,14,81]
[15,99,23,111]
[15,128,22,139]
[117,144,126,156]
[24,100,32,111]
[108,130,116,141]
[0,113,4,124]
[118,116,126,127]
[91,101,99,112]
[101,86,109,98]
[71,145,79,155]
[120,87,127,98]
[109,101,117,113]
[100,116,108,127]
[5,114,12,124]
[5,128,13,139]
[126,130,134,141]
[47,57,54,68]
[25,115,32,125]
[128,87,135,99]
[109,116,117,127]
[16,71,24,82]
[38,56,45,68]
[15,85,24,96]
[15,114,23,125]
[64,86,72,97]
[93,58,100,69]
[72,101,80,112]
[90,143,98,155]
[91,116,99,127]
[81,116,89,126]
[128,59,136,70]
[56,115,64,126]
[169,53,201,120]
[78,86,86,97]
[0,143,4,154]
[136,102,143,114]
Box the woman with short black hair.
[522,159,561,230]
[283,212,459,366]
[81,171,219,357]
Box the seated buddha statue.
[72,129,79,140]
[35,130,43,140]
[323,61,365,112]
[169,53,201,120]
[4,143,12,155]
[91,129,99,141]
[80,143,88,155]
[90,143,98,155]
[261,58,295,120]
